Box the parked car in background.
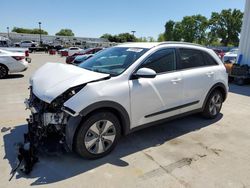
[68,47,83,56]
[212,48,225,59]
[0,47,31,63]
[223,48,238,63]
[25,42,228,160]
[19,41,38,48]
[0,49,28,78]
[72,54,94,65]
[58,48,69,56]
[66,47,103,64]
[225,48,239,55]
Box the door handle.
[171,78,182,83]
[206,72,214,77]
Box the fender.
[202,82,228,110]
[65,101,131,151]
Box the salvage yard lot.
[0,54,250,188]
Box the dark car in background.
[66,47,103,64]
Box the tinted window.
[179,48,205,69]
[142,49,176,74]
[203,52,218,66]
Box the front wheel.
[74,111,121,159]
[202,90,223,119]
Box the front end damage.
[12,87,75,177]
[9,63,111,178]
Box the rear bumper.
[9,60,29,73]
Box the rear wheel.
[74,111,121,159]
[202,90,223,119]
[0,64,8,79]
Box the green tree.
[117,33,137,42]
[164,20,175,41]
[101,33,116,42]
[55,29,74,36]
[101,33,136,43]
[162,21,183,42]
[157,33,165,42]
[12,27,48,35]
[172,22,183,41]
[209,9,243,46]
[181,15,208,43]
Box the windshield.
[79,47,148,76]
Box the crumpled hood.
[30,63,110,103]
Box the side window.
[142,49,176,74]
[203,52,218,66]
[179,48,205,69]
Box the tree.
[101,33,114,41]
[209,9,243,46]
[100,33,136,43]
[117,33,137,42]
[163,21,183,42]
[181,15,208,43]
[12,27,48,35]
[55,29,74,36]
[172,22,183,41]
[157,33,165,42]
[164,20,175,41]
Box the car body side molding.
[145,101,200,118]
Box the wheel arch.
[65,101,131,151]
[0,63,9,78]
[202,82,227,110]
[0,63,9,71]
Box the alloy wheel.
[84,120,116,154]
[209,93,222,116]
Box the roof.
[117,42,160,49]
[0,36,10,41]
[117,41,205,49]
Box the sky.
[0,0,245,39]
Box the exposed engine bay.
[11,87,73,178]
[9,63,112,179]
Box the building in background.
[0,32,115,48]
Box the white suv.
[25,42,228,159]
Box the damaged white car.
[19,42,228,173]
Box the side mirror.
[133,68,156,79]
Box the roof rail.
[158,41,205,48]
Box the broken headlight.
[50,84,86,111]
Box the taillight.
[25,50,29,57]
[12,56,25,61]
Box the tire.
[0,64,8,79]
[202,90,223,119]
[74,111,121,159]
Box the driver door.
[129,48,183,129]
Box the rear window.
[203,52,218,66]
[179,48,205,69]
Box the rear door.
[177,48,215,113]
